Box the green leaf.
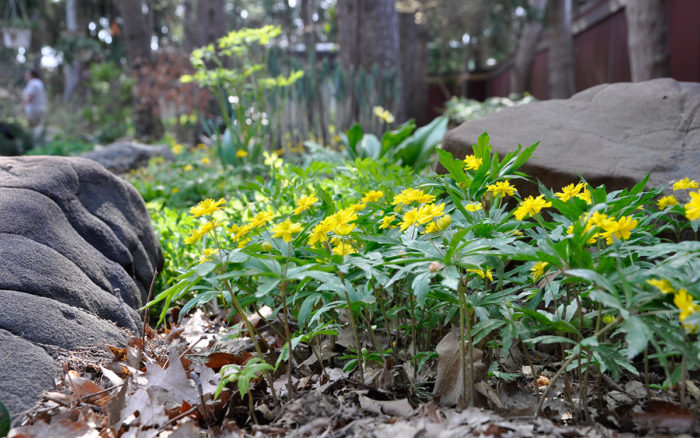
[0,400,9,438]
[437,149,469,186]
[345,124,363,155]
[381,121,415,155]
[412,272,433,304]
[623,316,650,360]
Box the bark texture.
[625,0,670,81]
[547,0,575,99]
[511,0,547,95]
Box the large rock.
[81,141,174,174]
[442,79,700,193]
[0,156,163,416]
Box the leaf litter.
[8,307,700,437]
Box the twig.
[141,269,159,349]
[156,406,199,434]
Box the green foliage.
[25,137,93,156]
[0,122,32,155]
[0,399,9,437]
[444,94,536,124]
[80,62,133,143]
[139,131,700,409]
[214,357,274,399]
[182,25,303,169]
[305,115,448,172]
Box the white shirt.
[22,78,46,117]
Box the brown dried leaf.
[631,400,694,432]
[433,329,487,407]
[205,351,253,369]
[359,396,415,417]
[65,371,109,406]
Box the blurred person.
[22,69,46,142]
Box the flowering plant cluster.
[146,132,700,410]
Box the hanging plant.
[2,0,33,48]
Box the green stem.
[339,272,364,382]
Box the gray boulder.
[442,78,700,194]
[0,156,163,416]
[81,141,174,174]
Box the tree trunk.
[119,0,151,69]
[547,0,575,99]
[625,0,670,81]
[197,0,226,47]
[413,19,429,125]
[183,0,198,51]
[511,0,547,95]
[118,0,161,140]
[337,0,402,122]
[63,0,82,103]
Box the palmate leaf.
[622,316,651,360]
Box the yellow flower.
[399,207,422,231]
[237,237,251,248]
[236,149,248,158]
[190,198,226,217]
[249,211,275,228]
[172,143,184,154]
[673,177,699,191]
[361,190,384,203]
[463,154,483,171]
[308,216,336,245]
[467,268,493,282]
[201,157,211,164]
[184,164,193,171]
[465,202,482,212]
[555,182,586,202]
[603,314,615,324]
[657,195,679,210]
[379,215,396,230]
[294,194,318,215]
[332,207,358,235]
[271,218,303,242]
[685,191,700,221]
[373,106,395,124]
[647,278,675,294]
[418,203,445,223]
[576,188,592,204]
[486,180,517,197]
[331,239,356,256]
[196,143,208,150]
[392,188,435,206]
[674,288,700,323]
[184,229,203,245]
[424,214,451,233]
[600,215,638,244]
[263,151,283,168]
[513,195,552,220]
[199,248,219,263]
[531,261,549,282]
[170,187,179,194]
[199,219,222,236]
[349,202,366,212]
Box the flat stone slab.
[81,141,174,174]
[442,78,700,194]
[0,156,163,416]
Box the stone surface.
[0,156,163,415]
[442,78,700,194]
[0,329,59,417]
[81,141,173,174]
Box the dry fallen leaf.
[536,375,550,388]
[65,371,109,406]
[205,351,253,369]
[143,349,199,406]
[359,395,415,417]
[433,329,487,407]
[630,400,694,432]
